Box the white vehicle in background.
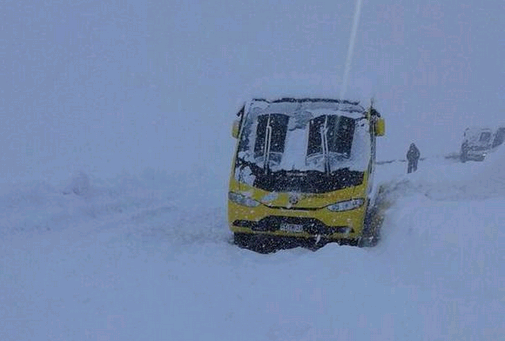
[460,127,493,162]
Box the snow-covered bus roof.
[247,98,367,119]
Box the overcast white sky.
[2,0,504,182]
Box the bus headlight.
[228,192,261,207]
[327,198,364,212]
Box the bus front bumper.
[228,201,367,240]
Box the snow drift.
[1,147,504,341]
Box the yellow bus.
[228,98,385,252]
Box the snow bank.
[465,145,505,197]
[375,145,505,203]
[0,172,169,238]
[62,171,91,196]
[1,152,504,341]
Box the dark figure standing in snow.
[406,143,420,173]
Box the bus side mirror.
[375,118,385,136]
[232,120,240,139]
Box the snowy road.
[1,152,504,340]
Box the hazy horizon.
[2,0,504,182]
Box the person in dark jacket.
[406,143,420,173]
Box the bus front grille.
[233,216,353,235]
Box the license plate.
[279,223,304,233]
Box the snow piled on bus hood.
[1,150,504,340]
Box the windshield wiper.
[320,116,330,175]
[263,115,273,173]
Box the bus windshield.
[234,104,371,193]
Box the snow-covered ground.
[1,147,503,341]
[3,1,504,340]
